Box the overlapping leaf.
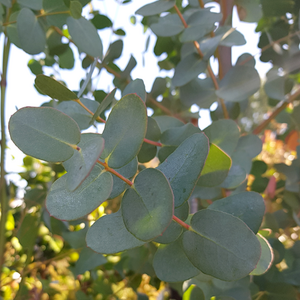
[197,143,231,187]
[35,75,78,101]
[86,210,144,254]
[67,16,103,59]
[63,133,105,191]
[153,237,200,282]
[121,168,174,241]
[17,8,46,54]
[122,79,146,102]
[136,0,176,16]
[216,65,260,102]
[9,107,80,162]
[150,14,185,37]
[250,234,273,275]
[158,133,209,207]
[204,119,240,156]
[208,191,265,233]
[101,94,147,168]
[183,209,261,281]
[46,164,113,220]
[173,53,207,87]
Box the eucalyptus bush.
[1,0,300,299]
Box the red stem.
[97,160,133,186]
[143,138,162,147]
[172,215,190,230]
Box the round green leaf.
[122,79,146,102]
[101,94,147,168]
[67,16,103,59]
[46,164,113,220]
[250,234,273,275]
[153,115,184,133]
[173,53,207,87]
[91,14,112,29]
[35,75,78,101]
[204,119,240,156]
[208,191,265,234]
[63,133,105,191]
[235,134,262,159]
[153,238,200,282]
[183,209,261,281]
[216,65,260,102]
[150,14,184,37]
[70,0,82,19]
[121,168,174,241]
[136,0,176,16]
[161,123,201,146]
[221,164,247,189]
[197,143,231,187]
[158,133,209,207]
[9,107,80,162]
[86,210,145,254]
[180,78,217,108]
[17,8,46,54]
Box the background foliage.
[1,0,300,299]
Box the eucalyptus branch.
[252,87,300,135]
[173,5,229,119]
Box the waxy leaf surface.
[221,164,247,189]
[67,16,103,59]
[86,210,144,254]
[150,14,185,37]
[208,191,265,233]
[122,79,146,102]
[35,75,78,101]
[183,209,261,281]
[136,0,176,16]
[46,164,113,220]
[204,119,240,156]
[158,133,209,207]
[122,168,174,241]
[153,238,200,282]
[197,143,231,187]
[250,234,273,275]
[63,133,105,191]
[173,53,207,87]
[18,0,42,10]
[216,65,260,102]
[9,107,80,162]
[101,94,147,168]
[17,8,46,54]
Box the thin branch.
[252,87,300,135]
[143,138,162,147]
[97,160,133,186]
[172,215,190,230]
[174,5,229,119]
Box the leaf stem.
[252,87,300,135]
[96,160,133,187]
[74,99,106,123]
[172,215,190,230]
[0,36,11,283]
[143,138,162,147]
[173,5,229,119]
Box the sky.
[1,0,272,188]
